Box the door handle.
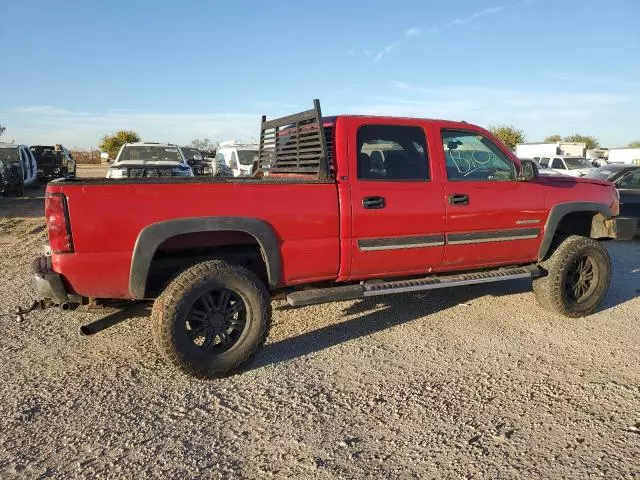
[448,193,469,206]
[362,196,386,209]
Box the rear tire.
[533,235,611,318]
[152,260,271,378]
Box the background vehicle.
[211,156,234,177]
[30,144,76,180]
[32,101,635,378]
[0,143,38,195]
[607,147,640,165]
[180,147,212,176]
[106,142,194,178]
[215,141,259,176]
[587,165,640,235]
[519,157,562,176]
[516,142,586,159]
[537,156,594,177]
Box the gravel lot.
[0,167,638,479]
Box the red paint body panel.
[47,182,340,298]
[45,115,620,300]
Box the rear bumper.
[31,256,71,305]
[610,217,637,241]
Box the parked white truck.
[516,142,586,160]
[608,148,640,165]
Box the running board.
[286,266,538,307]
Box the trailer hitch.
[15,299,50,322]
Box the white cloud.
[405,27,421,38]
[14,106,70,115]
[370,5,503,62]
[7,107,262,149]
[345,80,638,146]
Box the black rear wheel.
[184,288,247,352]
[152,260,271,378]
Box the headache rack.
[258,99,330,180]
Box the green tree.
[544,134,562,143]
[0,125,6,137]
[563,134,599,150]
[488,125,526,150]
[99,130,141,159]
[628,141,640,148]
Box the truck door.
[439,129,545,267]
[348,121,446,278]
[551,157,566,171]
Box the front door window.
[442,130,515,181]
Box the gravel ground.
[0,168,638,479]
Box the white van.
[215,141,260,177]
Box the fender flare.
[129,217,282,299]
[538,202,614,260]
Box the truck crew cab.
[32,101,636,378]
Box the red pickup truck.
[33,100,635,378]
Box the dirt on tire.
[152,260,272,378]
[533,235,611,318]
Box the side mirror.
[517,159,538,181]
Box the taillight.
[45,193,74,253]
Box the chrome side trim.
[359,241,445,251]
[447,228,540,246]
[358,235,445,252]
[447,234,540,245]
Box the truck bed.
[47,179,340,298]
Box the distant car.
[30,144,76,180]
[106,142,194,179]
[587,165,640,235]
[211,155,234,177]
[0,143,38,196]
[180,147,212,176]
[216,142,260,177]
[519,157,561,176]
[538,156,594,177]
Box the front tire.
[152,260,271,378]
[533,235,611,318]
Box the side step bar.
[286,266,539,307]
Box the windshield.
[181,148,203,162]
[564,157,591,170]
[0,148,20,165]
[585,166,627,181]
[118,146,183,162]
[237,150,258,166]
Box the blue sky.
[1,0,639,149]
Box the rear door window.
[357,125,429,181]
[551,158,565,169]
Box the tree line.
[489,126,640,151]
[98,130,219,159]
[3,124,638,155]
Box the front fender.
[538,202,614,260]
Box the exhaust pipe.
[79,324,98,336]
[59,302,71,311]
[79,301,150,336]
